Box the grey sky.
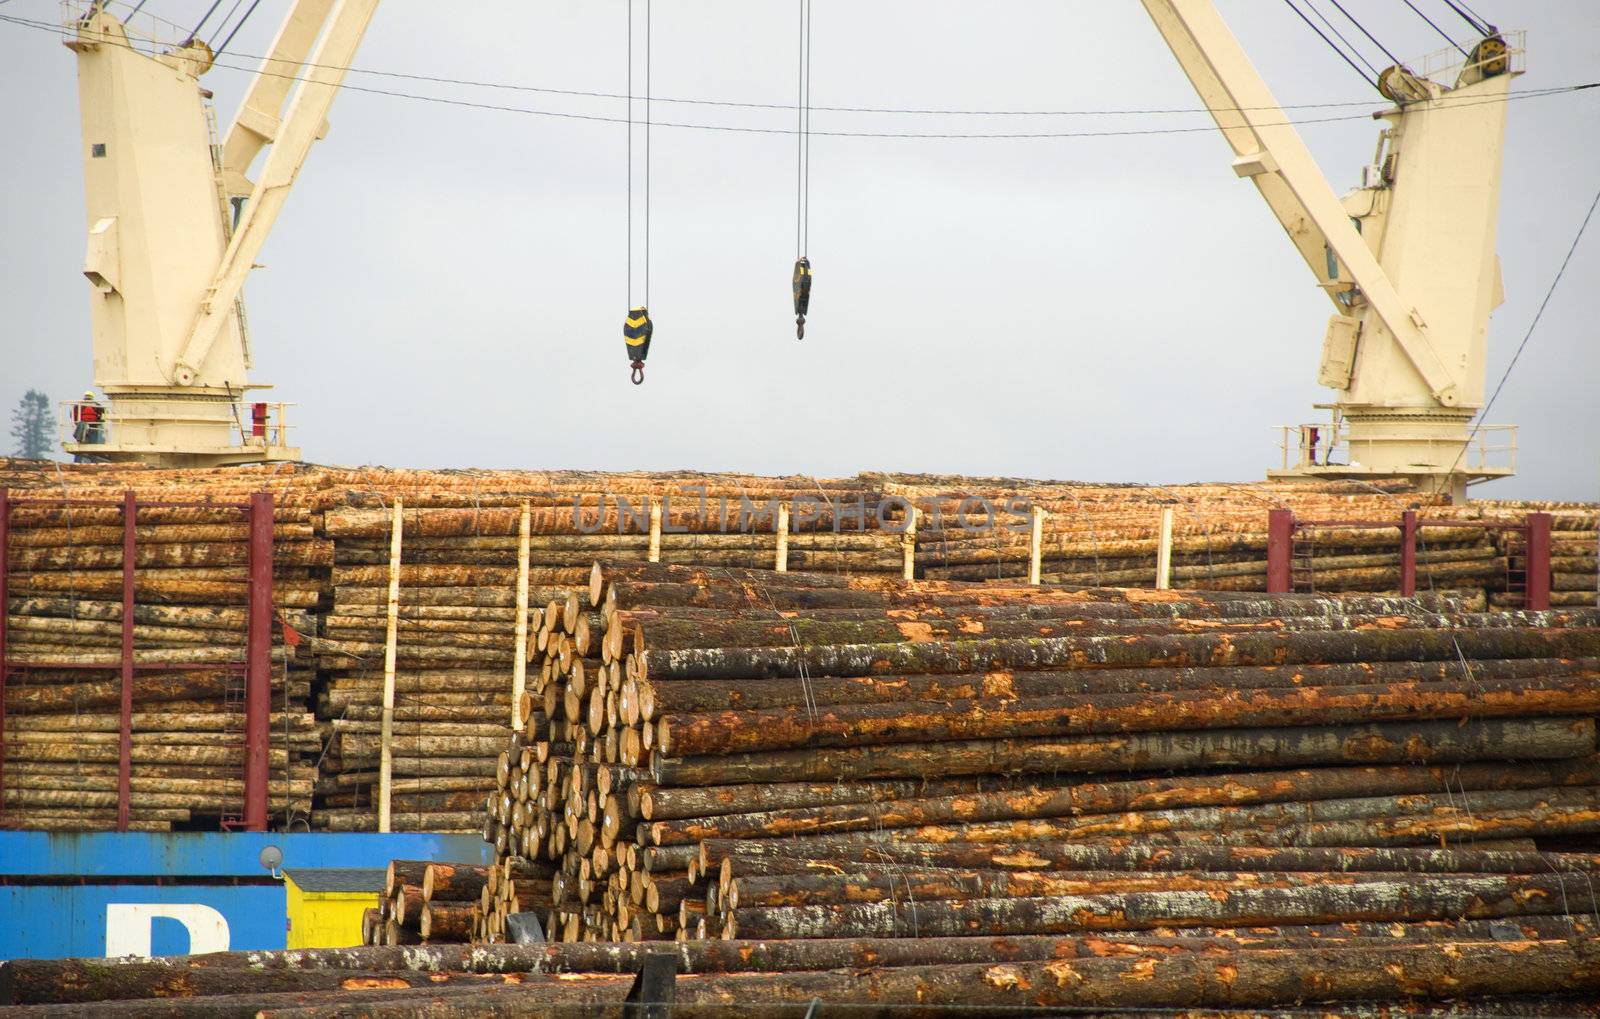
[3,1,1596,500]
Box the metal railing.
[1274,422,1516,476]
[58,400,295,452]
[61,0,191,55]
[1411,30,1525,87]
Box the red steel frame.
[1266,507,1553,610]
[0,488,274,832]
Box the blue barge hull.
[0,831,489,959]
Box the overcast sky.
[3,1,1596,500]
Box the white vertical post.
[511,501,531,732]
[1156,506,1175,591]
[378,498,403,833]
[648,501,662,563]
[901,507,919,582]
[1028,506,1046,585]
[775,503,790,573]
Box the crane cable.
[7,11,1550,119]
[1281,0,1378,92]
[1301,0,1382,78]
[1443,181,1600,484]
[186,0,225,42]
[205,0,248,49]
[1323,0,1404,70]
[1439,0,1494,37]
[792,0,813,341]
[1399,0,1469,59]
[213,0,263,58]
[622,0,654,385]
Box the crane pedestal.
[1269,408,1515,502]
[62,391,299,468]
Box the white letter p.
[105,903,231,958]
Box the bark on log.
[238,941,1600,1017]
[647,716,1596,785]
[721,874,1600,939]
[633,657,1599,719]
[652,677,1600,757]
[422,865,489,903]
[634,626,1600,683]
[698,839,1600,877]
[643,757,1600,841]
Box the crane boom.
[173,0,378,387]
[1141,0,1459,405]
[1140,0,1520,498]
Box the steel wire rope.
[794,0,804,260]
[1440,0,1493,37]
[1283,0,1379,89]
[1296,0,1383,79]
[1323,0,1404,69]
[802,0,812,256]
[626,0,633,308]
[186,0,224,41]
[205,0,247,48]
[2,11,1554,118]
[7,12,1593,138]
[212,0,261,58]
[1440,182,1600,488]
[644,0,651,308]
[1399,0,1469,57]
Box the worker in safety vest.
[72,390,105,455]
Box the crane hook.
[792,258,812,341]
[624,306,653,386]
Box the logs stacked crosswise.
[361,859,555,946]
[1,495,321,829]
[477,560,1600,944]
[3,460,1597,835]
[896,474,1598,603]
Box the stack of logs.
[303,478,900,833]
[6,869,1600,1014]
[3,459,1595,835]
[2,499,321,829]
[306,506,589,833]
[362,859,556,946]
[896,474,1597,603]
[472,560,1600,944]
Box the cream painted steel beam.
[219,0,337,197]
[173,0,378,386]
[1138,0,1462,407]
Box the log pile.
[893,474,1593,600]
[2,460,1594,835]
[302,475,900,832]
[5,904,1600,1013]
[1,497,321,829]
[357,860,552,946]
[474,561,1600,944]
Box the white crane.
[1141,0,1520,499]
[62,0,376,465]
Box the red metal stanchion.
[1525,512,1553,612]
[1399,510,1418,598]
[1266,509,1293,594]
[0,487,9,823]
[244,492,273,832]
[118,490,135,833]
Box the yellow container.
[283,868,385,949]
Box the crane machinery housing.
[58,0,1521,499]
[61,0,376,466]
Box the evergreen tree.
[10,390,53,459]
